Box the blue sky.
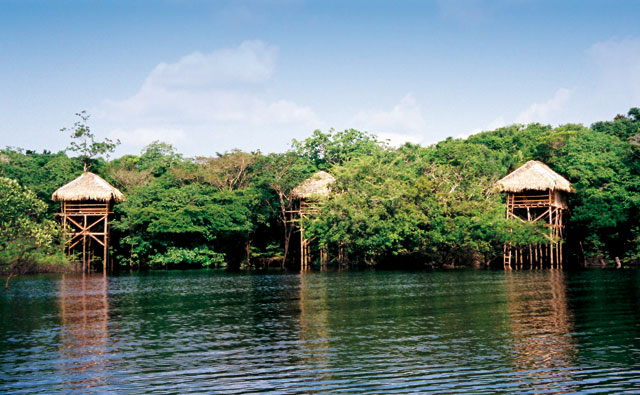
[1,0,639,157]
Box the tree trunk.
[4,271,13,290]
[278,192,291,268]
[4,261,17,290]
[246,240,252,267]
[283,227,293,268]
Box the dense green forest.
[1,108,639,274]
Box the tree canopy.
[1,109,639,271]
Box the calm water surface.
[1,269,640,393]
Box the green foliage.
[150,247,225,268]
[306,139,546,266]
[112,182,261,267]
[307,151,427,262]
[591,108,640,141]
[552,129,640,262]
[254,152,315,264]
[0,148,83,212]
[293,128,385,169]
[136,141,182,176]
[61,111,120,171]
[194,149,257,191]
[0,177,66,278]
[2,108,639,269]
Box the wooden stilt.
[103,214,108,276]
[559,240,563,267]
[300,217,305,271]
[82,215,87,273]
[502,184,568,271]
[549,207,554,267]
[517,248,522,268]
[57,201,115,275]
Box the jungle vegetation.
[1,108,639,273]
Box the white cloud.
[463,38,640,135]
[108,127,187,147]
[143,40,276,90]
[351,94,426,146]
[515,88,572,124]
[98,40,321,155]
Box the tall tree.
[61,111,120,171]
[257,152,313,266]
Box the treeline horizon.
[1,108,639,274]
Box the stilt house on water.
[497,160,573,269]
[52,172,125,274]
[291,171,335,270]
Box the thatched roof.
[52,172,125,202]
[497,160,573,193]
[292,171,335,199]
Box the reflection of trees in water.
[505,270,577,391]
[58,274,109,389]
[298,273,331,381]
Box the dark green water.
[1,269,640,394]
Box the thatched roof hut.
[292,171,335,200]
[497,160,573,193]
[52,172,125,202]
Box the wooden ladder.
[503,243,512,269]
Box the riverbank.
[1,254,73,288]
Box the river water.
[1,269,639,393]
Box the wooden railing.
[62,203,109,214]
[508,194,552,207]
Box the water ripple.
[2,269,640,393]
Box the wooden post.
[557,210,561,268]
[526,207,532,268]
[300,212,305,270]
[110,217,114,273]
[539,244,543,268]
[549,206,554,267]
[62,202,67,258]
[82,214,87,273]
[559,238,563,267]
[559,210,564,267]
[103,212,108,276]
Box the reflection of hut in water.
[291,171,335,269]
[497,161,573,269]
[504,271,577,391]
[298,273,331,375]
[58,274,110,388]
[53,172,125,274]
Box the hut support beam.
[503,191,567,270]
[103,214,108,277]
[58,203,111,274]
